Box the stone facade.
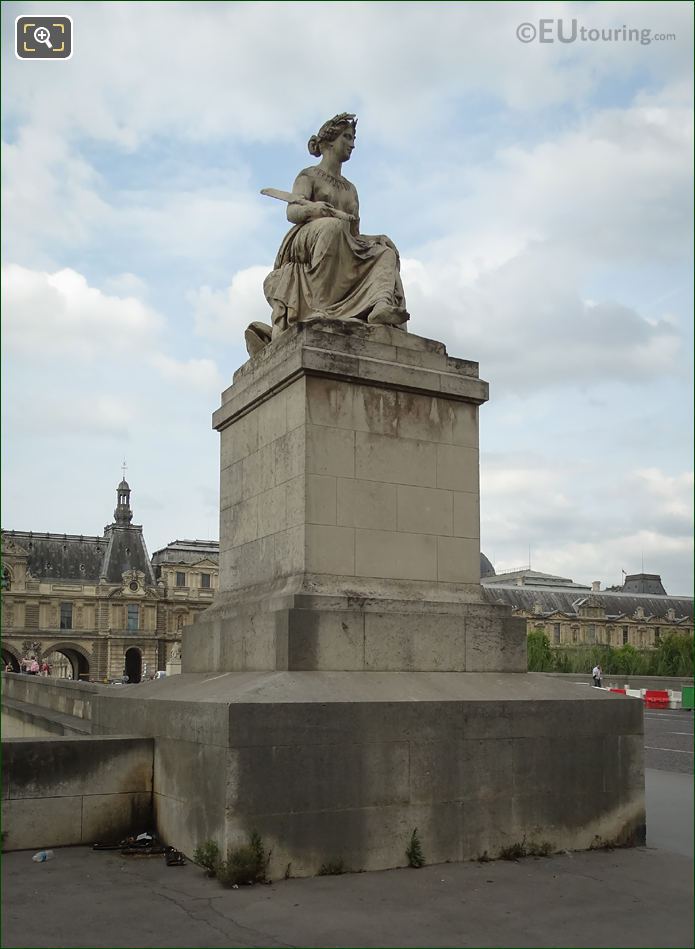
[482,569,693,648]
[1,484,218,683]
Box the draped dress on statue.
[263,166,408,327]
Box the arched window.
[1,568,10,591]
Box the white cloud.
[631,468,694,523]
[1,127,110,265]
[528,532,693,596]
[1,123,269,269]
[405,244,682,393]
[481,454,694,593]
[396,91,691,392]
[2,262,227,410]
[17,396,137,439]
[191,265,272,342]
[2,263,163,361]
[110,190,267,262]
[3,3,691,149]
[102,272,149,297]
[150,354,224,395]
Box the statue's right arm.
[286,174,317,225]
[286,173,345,225]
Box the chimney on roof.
[591,581,601,592]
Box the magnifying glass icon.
[34,26,53,49]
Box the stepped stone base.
[128,322,646,876]
[93,672,646,877]
[183,591,525,673]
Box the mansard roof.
[482,568,590,590]
[621,573,667,595]
[151,539,220,566]
[484,582,693,622]
[3,531,108,582]
[2,526,156,588]
[101,524,156,586]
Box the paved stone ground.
[1,843,692,948]
[2,710,693,948]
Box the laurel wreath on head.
[308,113,358,157]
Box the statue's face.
[327,126,355,162]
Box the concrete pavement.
[1,840,692,948]
[2,710,692,948]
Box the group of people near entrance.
[12,656,51,676]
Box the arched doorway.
[124,647,142,684]
[1,647,20,672]
[42,644,91,681]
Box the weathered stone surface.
[88,672,645,875]
[180,594,523,674]
[2,735,153,851]
[2,671,646,874]
[195,321,511,674]
[46,314,638,880]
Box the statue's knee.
[317,217,344,237]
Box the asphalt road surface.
[644,707,693,859]
[2,705,692,949]
[644,707,694,774]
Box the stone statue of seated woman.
[245,113,409,355]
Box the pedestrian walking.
[592,663,602,688]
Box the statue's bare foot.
[367,304,410,326]
[245,321,272,356]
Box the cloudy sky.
[2,1,693,594]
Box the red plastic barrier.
[610,688,626,694]
[644,690,669,708]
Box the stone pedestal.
[94,671,645,876]
[94,321,644,876]
[184,320,525,674]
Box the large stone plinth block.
[185,320,526,673]
[93,673,646,877]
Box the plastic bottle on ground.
[32,850,55,862]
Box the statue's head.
[308,113,357,158]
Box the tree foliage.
[527,630,554,672]
[527,632,693,677]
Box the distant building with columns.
[481,567,693,648]
[1,478,218,682]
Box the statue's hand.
[311,201,339,219]
[311,202,354,223]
